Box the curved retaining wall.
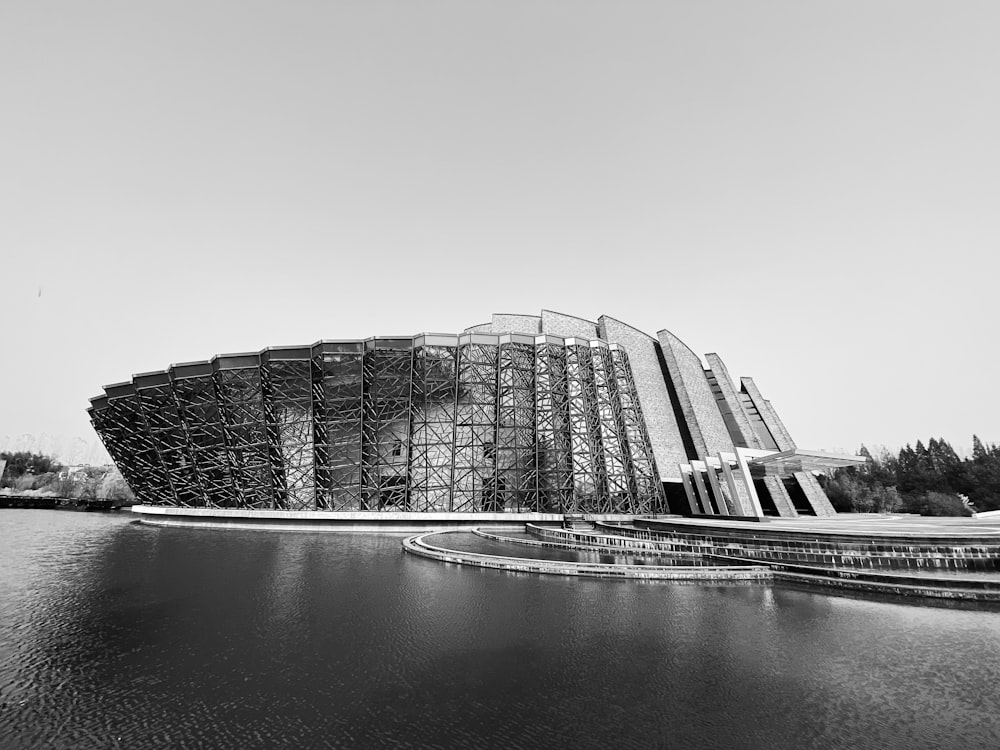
[527,524,1000,602]
[604,520,1000,571]
[402,531,772,581]
[473,529,715,566]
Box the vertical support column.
[718,453,750,516]
[564,339,607,513]
[497,335,537,513]
[704,461,733,515]
[679,466,700,514]
[762,475,799,518]
[534,336,573,513]
[733,448,765,517]
[592,343,635,513]
[689,461,713,514]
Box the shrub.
[904,491,972,517]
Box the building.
[89,311,858,517]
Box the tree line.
[819,436,1000,516]
[0,451,133,502]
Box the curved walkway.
[404,526,1000,603]
[402,530,771,581]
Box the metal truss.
[591,345,638,513]
[133,374,201,506]
[565,342,608,511]
[214,359,274,509]
[610,347,665,512]
[169,366,236,507]
[497,337,536,512]
[116,387,174,506]
[452,337,499,512]
[91,331,666,515]
[312,344,364,510]
[89,390,159,505]
[534,340,573,512]
[261,351,314,511]
[361,340,412,510]
[408,340,458,512]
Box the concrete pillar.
[704,462,732,515]
[793,471,837,516]
[679,469,700,514]
[733,449,765,517]
[762,475,799,518]
[719,454,750,516]
[690,462,713,514]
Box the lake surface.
[2,511,1000,749]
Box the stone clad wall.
[705,353,761,449]
[541,310,599,339]
[463,322,493,334]
[598,316,687,480]
[657,331,734,457]
[794,471,837,517]
[740,377,795,451]
[490,314,542,335]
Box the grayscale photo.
[2,2,999,748]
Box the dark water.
[3,512,1000,749]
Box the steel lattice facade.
[90,331,666,513]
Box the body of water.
[2,511,1000,749]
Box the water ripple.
[2,511,1000,748]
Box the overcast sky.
[2,1,998,461]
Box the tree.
[824,435,1000,515]
[0,452,64,483]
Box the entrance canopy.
[746,449,866,478]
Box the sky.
[1,1,998,462]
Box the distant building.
[89,311,859,517]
